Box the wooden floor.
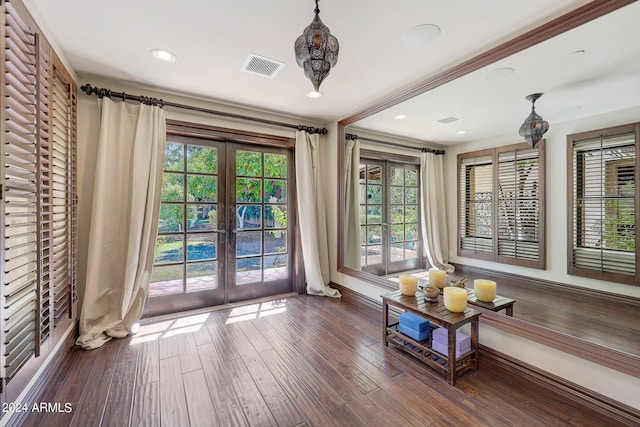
[14,295,631,427]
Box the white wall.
[323,113,640,411]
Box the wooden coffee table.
[382,290,481,385]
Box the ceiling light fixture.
[307,90,322,98]
[403,24,441,48]
[294,0,339,93]
[151,49,176,62]
[394,114,408,120]
[519,93,549,148]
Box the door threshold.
[140,292,299,325]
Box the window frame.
[457,141,546,269]
[567,123,640,285]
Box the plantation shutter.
[1,0,39,382]
[497,147,542,265]
[458,142,545,268]
[1,0,77,396]
[458,154,493,256]
[571,130,637,282]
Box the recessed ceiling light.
[307,90,322,98]
[394,114,408,120]
[456,130,467,135]
[403,24,441,48]
[483,67,514,81]
[151,49,176,62]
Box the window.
[458,142,545,269]
[359,154,421,275]
[568,124,639,285]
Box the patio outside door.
[144,135,293,317]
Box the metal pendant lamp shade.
[519,93,549,148]
[294,0,339,93]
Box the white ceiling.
[26,0,639,144]
[355,1,640,145]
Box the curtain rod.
[346,133,445,155]
[80,84,328,135]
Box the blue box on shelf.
[399,312,430,332]
[399,323,430,342]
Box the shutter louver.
[2,0,39,381]
[497,148,540,261]
[572,132,636,278]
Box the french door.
[359,158,422,276]
[144,135,294,317]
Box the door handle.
[217,223,226,243]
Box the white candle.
[443,287,468,312]
[474,279,497,302]
[398,274,418,296]
[428,269,447,288]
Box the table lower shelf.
[385,323,477,380]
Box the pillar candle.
[443,287,467,312]
[398,274,418,296]
[428,269,447,288]
[474,279,497,302]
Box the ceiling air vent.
[435,115,464,125]
[241,53,285,78]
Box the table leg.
[382,301,389,346]
[447,325,456,385]
[471,318,479,371]
[506,304,513,316]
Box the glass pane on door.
[147,137,225,316]
[229,147,292,301]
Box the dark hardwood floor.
[12,295,634,427]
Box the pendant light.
[519,93,549,148]
[294,0,339,95]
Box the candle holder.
[443,287,468,312]
[474,279,497,302]
[428,268,447,288]
[398,274,418,296]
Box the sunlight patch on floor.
[130,312,211,345]
[129,294,296,344]
[225,299,288,324]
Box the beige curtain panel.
[344,138,361,270]
[420,152,454,273]
[295,131,341,298]
[76,98,166,350]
